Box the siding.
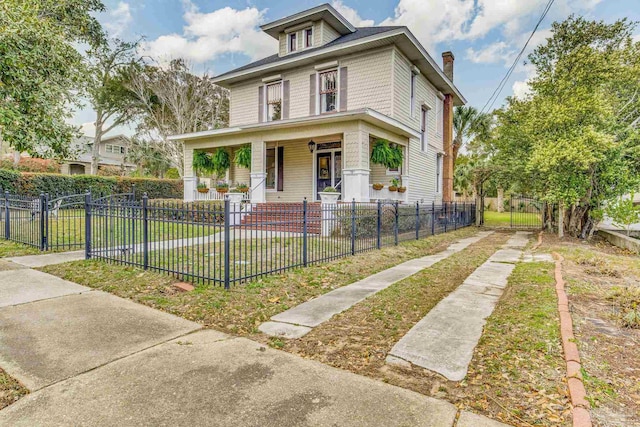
[265,139,314,202]
[229,146,251,185]
[229,79,260,126]
[341,48,393,115]
[322,21,340,44]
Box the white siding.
[229,79,260,126]
[265,139,315,202]
[322,21,340,45]
[341,48,394,116]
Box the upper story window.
[436,153,443,193]
[410,72,417,116]
[319,69,338,114]
[421,106,428,152]
[106,144,125,155]
[288,33,297,52]
[305,28,313,48]
[266,81,282,121]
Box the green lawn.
[483,211,542,228]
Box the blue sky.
[75,0,640,135]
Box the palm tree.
[453,106,491,167]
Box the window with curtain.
[266,82,282,122]
[288,33,297,52]
[319,69,338,113]
[305,28,313,48]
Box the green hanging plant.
[211,148,231,176]
[370,139,403,169]
[192,150,215,175]
[234,145,252,169]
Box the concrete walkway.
[387,232,532,381]
[0,262,509,426]
[260,231,494,339]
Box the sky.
[74,0,640,136]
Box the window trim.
[316,68,339,115]
[264,80,284,122]
[435,153,443,194]
[410,71,417,117]
[105,144,125,155]
[265,146,282,192]
[288,32,297,53]
[420,106,429,152]
[304,27,313,48]
[436,94,445,137]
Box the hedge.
[0,169,183,199]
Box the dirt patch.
[0,368,28,410]
[542,234,640,426]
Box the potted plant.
[370,139,403,170]
[397,179,407,193]
[211,148,231,177]
[318,186,340,203]
[235,183,249,193]
[234,146,251,169]
[197,182,209,194]
[388,178,400,192]
[372,183,384,191]
[216,182,229,194]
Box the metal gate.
[508,195,544,229]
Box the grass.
[483,211,542,228]
[0,240,41,257]
[39,227,478,335]
[0,368,28,410]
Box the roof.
[260,3,354,39]
[215,27,402,79]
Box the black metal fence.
[87,197,476,288]
[509,195,544,229]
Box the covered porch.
[177,109,417,204]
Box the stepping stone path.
[259,231,494,339]
[387,231,533,381]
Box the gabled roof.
[215,27,401,79]
[260,3,354,39]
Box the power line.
[479,0,556,115]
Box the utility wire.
[479,0,556,115]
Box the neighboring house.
[61,134,136,175]
[171,3,466,204]
[600,192,640,233]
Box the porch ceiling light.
[308,140,316,153]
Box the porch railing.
[369,185,408,203]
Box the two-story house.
[62,134,135,175]
[172,3,466,204]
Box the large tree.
[86,39,142,174]
[0,0,105,159]
[489,16,640,237]
[128,59,229,176]
[452,106,491,167]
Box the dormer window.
[266,81,283,121]
[288,33,297,52]
[319,69,338,113]
[305,28,313,48]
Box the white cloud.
[104,2,133,38]
[633,33,640,43]
[140,2,277,64]
[466,41,516,64]
[331,0,374,27]
[80,122,96,137]
[511,80,532,99]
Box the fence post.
[415,201,420,240]
[510,194,513,228]
[431,201,435,235]
[224,197,231,290]
[131,183,136,201]
[4,191,9,240]
[85,191,92,259]
[444,202,448,233]
[351,199,356,256]
[302,198,308,267]
[454,202,458,230]
[394,201,399,245]
[39,193,47,251]
[142,193,149,270]
[376,200,382,249]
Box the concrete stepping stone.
[387,232,529,381]
[0,269,90,307]
[261,232,493,338]
[7,251,85,268]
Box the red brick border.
[552,252,593,427]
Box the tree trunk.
[497,187,504,213]
[91,115,103,175]
[558,203,564,238]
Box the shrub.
[0,157,60,173]
[147,199,224,224]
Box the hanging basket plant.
[234,146,252,169]
[211,148,231,176]
[192,150,215,175]
[370,139,403,170]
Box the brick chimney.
[442,51,454,81]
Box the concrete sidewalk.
[0,263,509,426]
[260,231,494,339]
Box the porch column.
[250,140,266,203]
[342,126,370,202]
[183,144,196,202]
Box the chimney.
[442,51,454,81]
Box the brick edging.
[552,252,593,427]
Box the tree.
[128,60,229,176]
[489,16,640,237]
[126,137,172,178]
[0,0,105,159]
[86,39,142,174]
[452,106,491,168]
[606,194,640,236]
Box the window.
[436,154,443,193]
[410,72,416,116]
[266,147,284,191]
[265,81,282,121]
[319,69,338,113]
[288,33,297,52]
[106,144,125,154]
[436,97,444,136]
[420,107,428,152]
[305,28,313,48]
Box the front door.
[316,150,342,200]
